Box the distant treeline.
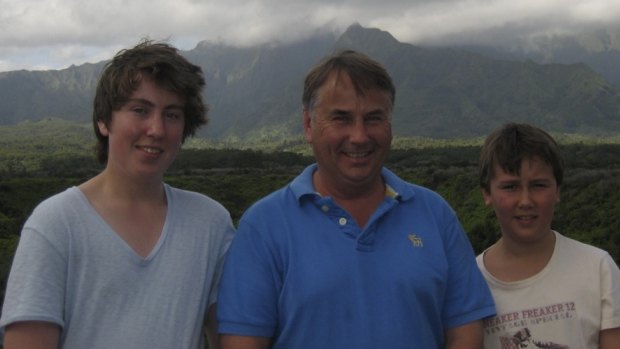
[1,144,620,311]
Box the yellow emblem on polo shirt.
[408,234,423,247]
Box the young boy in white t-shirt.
[476,122,620,348]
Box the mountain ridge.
[1,24,619,141]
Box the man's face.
[303,71,392,194]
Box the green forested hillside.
[2,143,620,268]
[0,144,619,349]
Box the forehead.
[316,71,391,107]
[491,156,555,179]
[129,74,185,103]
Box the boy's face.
[98,74,185,181]
[483,156,560,244]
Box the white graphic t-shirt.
[476,231,620,348]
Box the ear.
[482,188,492,206]
[97,120,110,137]
[303,108,313,144]
[555,185,561,203]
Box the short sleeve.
[0,226,67,329]
[442,213,496,328]
[600,253,620,330]
[217,218,280,337]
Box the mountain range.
[460,27,620,87]
[1,23,619,141]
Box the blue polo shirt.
[218,164,495,348]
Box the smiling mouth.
[515,215,537,221]
[344,150,372,158]
[139,146,163,154]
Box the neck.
[484,231,556,282]
[498,230,556,259]
[83,169,166,206]
[313,171,385,229]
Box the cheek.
[175,124,186,140]
[380,124,393,139]
[487,197,514,217]
[543,196,559,212]
[314,125,341,145]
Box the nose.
[349,118,370,144]
[517,189,534,208]
[146,115,165,138]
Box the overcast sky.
[1,0,619,72]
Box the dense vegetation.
[0,143,619,348]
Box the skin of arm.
[220,335,271,349]
[600,327,620,349]
[204,304,220,349]
[445,320,484,349]
[3,321,61,349]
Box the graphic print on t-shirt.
[483,301,583,348]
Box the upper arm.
[220,334,271,349]
[3,321,61,349]
[204,304,219,349]
[445,320,483,349]
[600,327,620,349]
[217,219,280,338]
[600,253,620,349]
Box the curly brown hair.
[92,40,207,164]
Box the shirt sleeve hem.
[445,306,496,329]
[218,321,274,337]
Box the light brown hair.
[93,40,207,164]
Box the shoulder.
[165,185,235,241]
[556,232,611,260]
[382,167,450,206]
[26,187,85,227]
[554,232,619,274]
[14,189,84,267]
[31,187,82,211]
[241,185,292,220]
[166,184,230,216]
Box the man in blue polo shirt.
[217,50,495,349]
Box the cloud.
[1,0,619,72]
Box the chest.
[98,204,167,258]
[276,212,451,309]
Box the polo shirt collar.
[290,164,416,203]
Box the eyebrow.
[366,109,388,116]
[496,177,554,185]
[329,107,388,115]
[126,98,185,111]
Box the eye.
[331,114,351,123]
[500,184,519,191]
[132,107,148,115]
[532,182,551,190]
[165,111,183,120]
[365,114,387,124]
